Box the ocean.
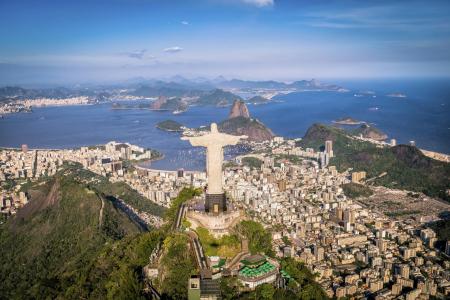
[0,79,449,170]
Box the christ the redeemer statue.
[182,123,247,214]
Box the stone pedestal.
[186,208,243,238]
[205,193,227,214]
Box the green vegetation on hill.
[342,183,374,198]
[75,230,164,300]
[299,123,374,153]
[155,187,201,299]
[196,227,241,258]
[0,165,157,299]
[218,116,274,142]
[158,233,197,299]
[156,119,184,132]
[63,163,166,217]
[0,165,202,300]
[235,220,274,256]
[219,116,263,133]
[164,187,202,229]
[241,157,263,169]
[299,124,450,201]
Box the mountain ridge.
[300,123,450,201]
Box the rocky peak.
[229,100,250,119]
[150,96,167,109]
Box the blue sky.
[0,0,449,84]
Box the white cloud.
[241,0,274,7]
[181,21,189,25]
[163,46,183,53]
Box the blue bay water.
[0,79,449,170]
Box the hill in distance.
[218,100,274,142]
[195,89,242,107]
[151,96,188,112]
[299,123,450,201]
[156,119,184,132]
[229,99,250,118]
[215,78,346,92]
[246,95,271,105]
[351,123,388,141]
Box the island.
[332,117,364,125]
[156,120,184,132]
[150,96,188,112]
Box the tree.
[234,220,274,256]
[256,284,275,300]
[160,234,196,299]
[220,277,241,300]
[280,258,329,300]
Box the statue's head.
[211,123,218,133]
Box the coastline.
[136,153,165,168]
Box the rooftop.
[239,261,276,278]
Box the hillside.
[151,97,187,111]
[229,100,250,118]
[216,100,274,142]
[219,116,274,142]
[156,119,184,132]
[299,124,450,201]
[0,164,165,299]
[351,124,388,141]
[195,89,242,106]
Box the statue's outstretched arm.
[220,134,248,145]
[181,135,210,147]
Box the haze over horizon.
[1,0,450,85]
